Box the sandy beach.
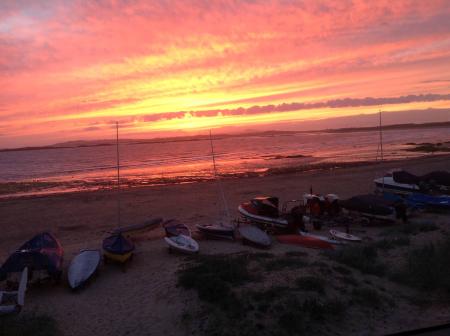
[1,154,450,335]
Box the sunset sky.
[1,0,450,147]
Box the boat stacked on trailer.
[375,169,450,195]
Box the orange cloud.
[1,0,450,147]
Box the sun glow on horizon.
[1,1,450,147]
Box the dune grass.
[326,245,386,276]
[178,253,347,335]
[391,238,450,294]
[0,313,59,336]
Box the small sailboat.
[196,224,235,240]
[0,232,63,283]
[163,220,199,254]
[67,249,101,290]
[277,234,334,250]
[102,122,135,267]
[299,230,344,245]
[103,233,135,264]
[112,217,163,238]
[239,225,271,249]
[197,130,235,240]
[163,219,191,237]
[329,229,362,242]
[164,235,199,254]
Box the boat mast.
[116,121,121,228]
[209,130,230,225]
[378,109,384,162]
[378,109,385,192]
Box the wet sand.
[0,154,449,335]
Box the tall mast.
[378,109,384,162]
[209,130,230,225]
[116,121,121,228]
[378,109,385,192]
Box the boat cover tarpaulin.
[163,220,190,237]
[251,196,279,217]
[421,171,450,187]
[102,233,135,255]
[393,170,450,187]
[0,232,63,281]
[341,194,394,216]
[392,170,421,185]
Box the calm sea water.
[0,128,449,197]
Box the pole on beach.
[116,121,121,228]
[209,130,231,226]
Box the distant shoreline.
[1,121,449,153]
[1,153,449,200]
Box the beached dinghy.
[163,219,191,237]
[102,233,135,265]
[112,217,163,237]
[164,235,199,254]
[238,196,304,231]
[0,232,63,282]
[278,234,334,250]
[329,229,362,242]
[239,225,271,248]
[196,224,235,240]
[67,249,101,290]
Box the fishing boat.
[238,196,304,231]
[67,249,101,290]
[196,224,235,240]
[163,219,191,237]
[0,232,63,282]
[239,225,271,248]
[103,233,135,264]
[112,217,163,237]
[164,235,199,254]
[277,234,334,250]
